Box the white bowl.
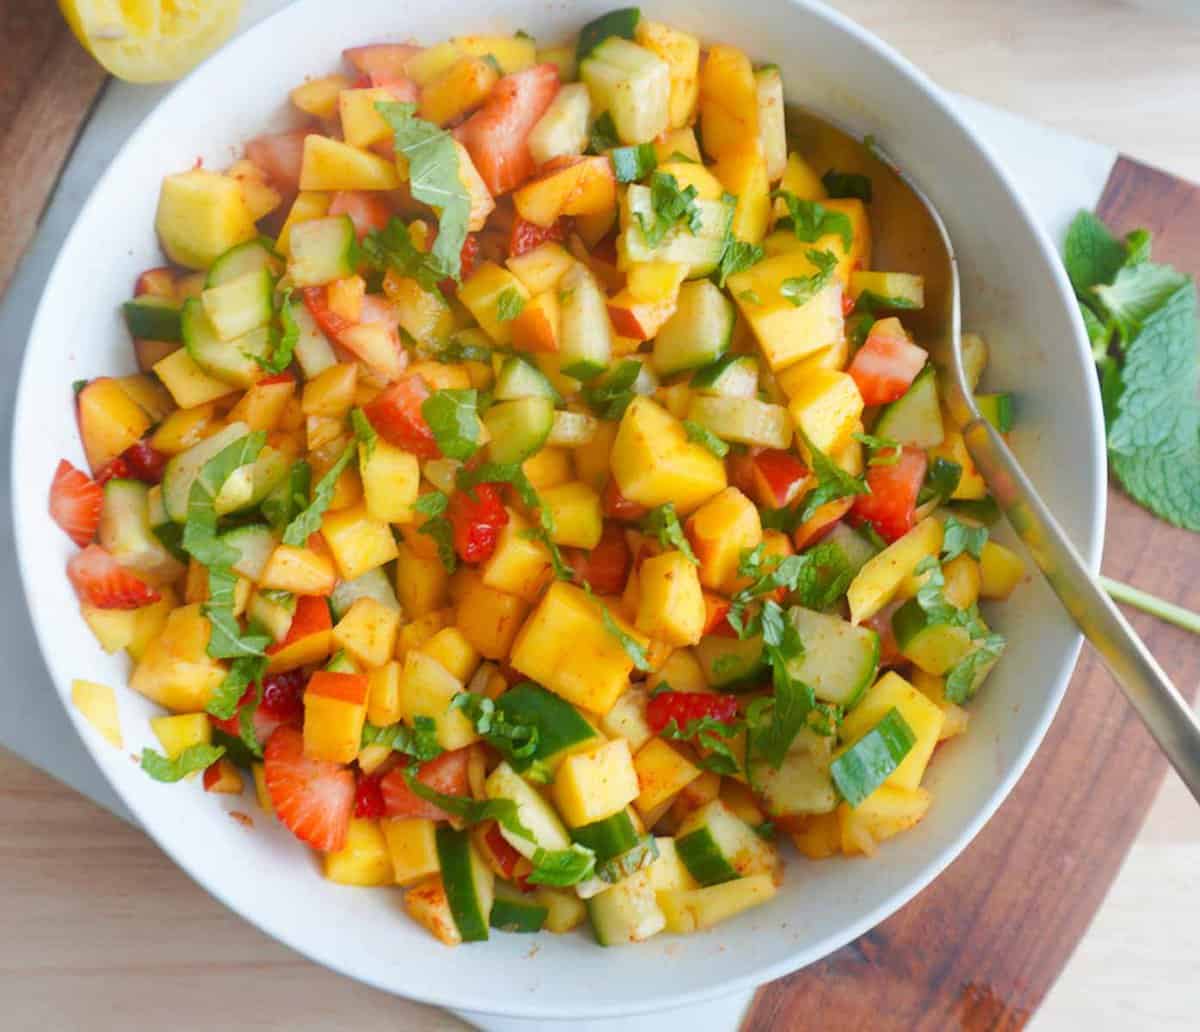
[11,0,1105,1019]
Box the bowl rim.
[11,0,1107,1018]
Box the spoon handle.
[961,416,1200,802]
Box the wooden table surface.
[3,2,1200,1030]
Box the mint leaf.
[610,142,657,183]
[780,249,838,307]
[715,237,763,288]
[1093,261,1191,346]
[941,515,988,562]
[496,288,526,322]
[683,420,730,458]
[641,503,697,564]
[821,170,872,202]
[261,461,311,533]
[916,456,962,507]
[282,441,356,546]
[375,102,471,281]
[183,431,266,568]
[581,360,642,420]
[912,555,960,625]
[527,844,597,887]
[351,407,378,463]
[636,172,701,247]
[773,191,853,250]
[791,540,854,610]
[360,217,444,294]
[853,430,901,467]
[749,662,815,769]
[255,291,300,374]
[140,743,225,783]
[422,388,480,461]
[207,654,265,722]
[661,716,744,776]
[1064,210,1126,295]
[451,692,540,762]
[797,428,869,522]
[414,490,449,517]
[588,111,620,154]
[361,717,443,762]
[944,633,1006,704]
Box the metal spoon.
[785,107,1200,801]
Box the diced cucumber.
[484,762,572,857]
[421,458,461,496]
[690,354,758,398]
[593,834,658,885]
[213,446,290,515]
[205,237,283,288]
[201,267,274,342]
[436,826,494,942]
[756,66,787,182]
[784,607,879,707]
[610,143,657,184]
[161,422,250,522]
[490,883,548,933]
[580,38,669,145]
[587,870,665,945]
[851,271,925,311]
[494,356,561,402]
[247,588,296,643]
[830,707,916,807]
[220,524,279,582]
[548,410,598,447]
[622,187,732,277]
[535,885,588,933]
[288,297,338,379]
[558,263,613,379]
[494,682,601,774]
[576,7,640,60]
[182,298,271,389]
[651,280,734,376]
[484,397,555,464]
[874,365,944,448]
[815,523,881,584]
[527,82,591,167]
[891,598,975,675]
[975,392,1014,433]
[685,395,792,449]
[287,215,357,287]
[122,297,182,342]
[98,479,186,583]
[628,355,659,396]
[570,809,639,862]
[329,567,400,621]
[260,460,311,532]
[694,634,766,690]
[658,873,777,933]
[675,800,777,886]
[750,728,838,817]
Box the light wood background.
[3,2,1199,1029]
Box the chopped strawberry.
[94,456,130,485]
[354,772,387,819]
[302,286,355,340]
[380,748,471,820]
[261,668,308,723]
[244,130,311,194]
[329,190,393,239]
[448,483,510,564]
[363,373,439,458]
[67,544,160,609]
[851,446,928,543]
[509,216,569,258]
[49,459,102,547]
[456,64,561,195]
[567,522,630,595]
[842,292,858,318]
[343,43,422,84]
[847,318,928,406]
[646,691,740,733]
[263,726,354,852]
[459,233,480,281]
[602,478,649,522]
[480,820,527,881]
[121,439,169,484]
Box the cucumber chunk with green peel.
[751,728,837,817]
[891,597,975,675]
[436,826,494,942]
[813,523,881,587]
[325,650,358,673]
[205,237,282,288]
[874,365,944,448]
[587,870,665,946]
[576,7,641,60]
[830,707,916,807]
[247,589,296,643]
[213,446,290,516]
[122,297,182,342]
[490,883,548,933]
[99,479,186,583]
[685,395,792,449]
[287,215,357,287]
[484,396,555,464]
[580,38,669,145]
[494,356,561,402]
[651,280,735,376]
[161,422,251,522]
[694,634,767,690]
[593,834,659,885]
[610,143,657,183]
[201,266,274,342]
[527,82,591,167]
[621,187,732,277]
[220,524,279,582]
[182,298,272,389]
[494,682,601,774]
[548,409,598,447]
[329,567,400,620]
[570,809,639,862]
[558,264,613,379]
[484,762,572,857]
[288,298,337,379]
[975,392,1014,433]
[675,800,777,886]
[690,354,759,398]
[784,607,879,707]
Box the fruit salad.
[52,9,1027,948]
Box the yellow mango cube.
[610,396,727,514]
[601,687,654,753]
[698,44,758,162]
[81,605,139,654]
[930,426,988,499]
[454,34,537,74]
[399,650,477,750]
[71,680,122,749]
[253,763,274,815]
[454,574,530,660]
[420,56,499,127]
[367,660,404,727]
[635,550,706,647]
[481,509,552,601]
[394,541,450,618]
[396,611,450,659]
[646,648,710,695]
[571,418,619,491]
[303,671,368,764]
[979,540,1025,600]
[840,672,945,792]
[202,757,244,794]
[418,627,479,685]
[847,516,943,624]
[324,819,393,886]
[301,362,357,418]
[259,544,337,595]
[130,604,227,713]
[457,262,531,346]
[74,379,151,476]
[714,142,770,245]
[404,40,465,85]
[277,191,331,258]
[226,377,294,432]
[291,74,350,118]
[333,597,401,669]
[155,169,257,270]
[359,439,420,524]
[839,784,932,856]
[506,242,576,295]
[788,369,864,456]
[552,739,640,827]
[321,504,399,581]
[383,817,442,885]
[910,669,971,741]
[337,87,396,150]
[686,487,763,593]
[299,134,400,192]
[150,713,212,761]
[404,875,462,946]
[634,738,702,817]
[125,594,177,662]
[635,19,700,129]
[540,481,603,549]
[773,151,826,211]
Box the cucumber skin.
[490,893,548,933]
[122,301,182,343]
[495,683,599,773]
[576,7,640,59]
[435,827,490,942]
[571,810,639,862]
[675,827,740,887]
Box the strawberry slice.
[380,748,471,820]
[67,545,160,609]
[263,726,354,852]
[94,456,130,485]
[354,771,387,819]
[49,459,102,547]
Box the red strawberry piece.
[67,545,160,610]
[94,456,130,485]
[354,772,387,819]
[645,691,741,734]
[380,748,471,821]
[508,216,569,258]
[49,459,102,547]
[263,726,354,852]
[121,439,169,484]
[448,483,509,564]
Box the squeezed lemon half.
[59,0,242,83]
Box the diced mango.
[420,56,499,127]
[277,191,332,258]
[635,20,700,130]
[321,504,399,580]
[150,713,212,761]
[553,739,640,827]
[634,738,701,817]
[303,671,368,764]
[383,817,442,886]
[359,438,420,524]
[302,362,357,419]
[404,875,462,946]
[367,660,404,727]
[658,874,777,933]
[635,550,705,647]
[686,487,763,593]
[506,242,576,295]
[291,74,351,118]
[840,671,944,792]
[979,540,1025,600]
[839,785,932,856]
[399,650,477,750]
[457,262,531,346]
[332,596,401,669]
[513,156,617,229]
[76,378,153,473]
[71,680,122,749]
[481,508,552,601]
[540,481,603,550]
[714,141,770,244]
[454,573,529,660]
[930,426,988,500]
[259,544,337,596]
[152,349,235,409]
[324,818,393,885]
[299,135,400,192]
[155,169,257,270]
[787,369,864,456]
[130,604,227,713]
[698,44,758,161]
[418,627,479,685]
[393,540,450,618]
[847,516,943,624]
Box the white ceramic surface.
[10,0,1106,1019]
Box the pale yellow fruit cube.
[552,739,640,827]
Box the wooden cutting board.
[3,2,1198,1028]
